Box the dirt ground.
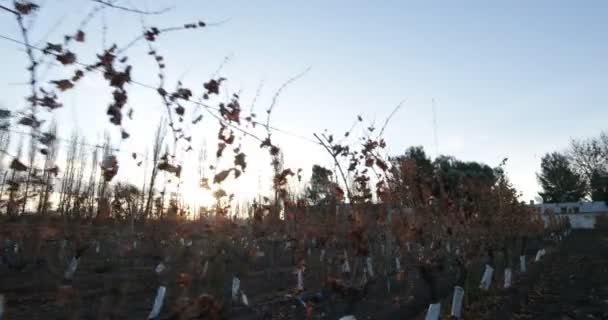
[468,230,608,320]
[507,230,608,320]
[1,229,606,319]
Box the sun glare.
[179,185,216,210]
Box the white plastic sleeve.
[232,277,240,300]
[147,286,166,319]
[504,268,512,288]
[64,257,79,279]
[366,257,374,277]
[450,286,464,318]
[479,264,494,290]
[297,269,304,290]
[425,302,441,320]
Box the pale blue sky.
[1,0,607,203]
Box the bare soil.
[2,226,605,319]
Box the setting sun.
[178,184,216,211]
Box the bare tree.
[37,121,59,214]
[135,147,150,220]
[21,134,38,214]
[70,136,88,217]
[97,133,114,219]
[0,128,11,170]
[58,131,83,216]
[144,118,167,218]
[569,137,607,182]
[7,135,25,217]
[196,138,208,217]
[84,147,99,216]
[0,129,12,202]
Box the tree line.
[537,131,608,203]
[0,117,205,221]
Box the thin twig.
[101,8,108,49]
[0,33,322,147]
[200,102,263,143]
[249,80,264,116]
[211,54,234,79]
[378,100,405,138]
[13,0,38,113]
[117,18,231,54]
[337,116,362,145]
[265,67,311,132]
[138,14,179,156]
[91,0,173,15]
[313,133,352,202]
[38,0,114,81]
[33,13,67,49]
[0,4,18,15]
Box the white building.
[531,201,608,215]
[531,201,608,229]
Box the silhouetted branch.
[378,100,405,138]
[0,4,19,15]
[265,67,311,132]
[118,18,231,54]
[91,0,174,15]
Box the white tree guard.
[366,256,374,277]
[14,243,18,253]
[202,261,209,277]
[395,257,402,272]
[450,286,464,318]
[342,259,351,273]
[95,241,100,254]
[479,264,494,290]
[155,262,166,274]
[64,257,79,280]
[320,249,325,262]
[241,292,249,306]
[342,250,350,273]
[147,286,166,319]
[534,249,544,262]
[361,271,368,285]
[297,268,304,291]
[425,302,441,320]
[520,255,526,272]
[232,277,240,301]
[504,268,512,289]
